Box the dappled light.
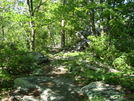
[0,0,134,101]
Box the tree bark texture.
[1,26,5,40]
[107,0,111,35]
[89,0,96,36]
[61,20,65,48]
[27,0,35,51]
[100,0,104,35]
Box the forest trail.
[2,52,85,101]
[1,50,133,101]
[46,50,83,86]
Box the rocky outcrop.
[81,81,124,101]
[26,52,50,65]
[73,30,91,51]
[9,52,126,101]
[31,69,47,76]
[13,78,125,101]
[76,30,90,40]
[13,76,83,101]
[73,28,101,51]
[73,39,90,51]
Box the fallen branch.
[85,64,101,71]
[85,61,134,78]
[93,61,119,73]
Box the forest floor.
[0,50,85,101]
[0,49,134,101]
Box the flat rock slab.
[13,76,83,101]
[26,52,50,65]
[81,81,124,101]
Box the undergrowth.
[63,35,134,100]
[52,35,134,100]
[0,35,134,100]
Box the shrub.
[87,35,134,71]
[87,35,134,89]
[0,47,36,76]
[5,54,36,75]
[87,35,119,61]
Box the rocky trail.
[1,51,86,101]
[1,50,129,101]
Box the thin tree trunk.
[107,0,111,35]
[89,0,96,36]
[61,20,65,48]
[61,29,65,48]
[30,21,35,51]
[100,0,104,35]
[1,26,5,40]
[27,0,35,51]
[51,33,55,47]
[60,0,66,48]
[1,16,5,41]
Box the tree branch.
[36,17,61,27]
[33,0,49,14]
[85,64,101,71]
[85,61,134,78]
[93,61,119,72]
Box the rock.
[31,69,46,76]
[81,81,124,101]
[76,30,91,40]
[27,52,50,65]
[74,27,101,51]
[31,65,53,76]
[73,39,90,51]
[74,30,91,51]
[20,96,39,101]
[13,76,83,101]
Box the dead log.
[93,61,119,73]
[85,64,101,71]
[85,61,134,78]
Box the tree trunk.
[1,16,5,41]
[61,20,65,48]
[100,0,104,35]
[1,26,5,40]
[27,0,35,51]
[60,0,66,48]
[29,21,35,51]
[89,0,96,36]
[107,0,111,35]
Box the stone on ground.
[13,76,83,101]
[81,81,124,101]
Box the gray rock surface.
[74,30,91,51]
[76,30,90,40]
[13,76,83,101]
[81,81,124,101]
[27,52,49,65]
[73,39,90,51]
[31,69,46,76]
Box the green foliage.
[4,54,36,75]
[85,35,134,89]
[0,45,37,76]
[60,35,134,100]
[87,35,115,60]
[87,35,134,71]
[91,95,106,101]
[113,53,131,72]
[0,0,134,100]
